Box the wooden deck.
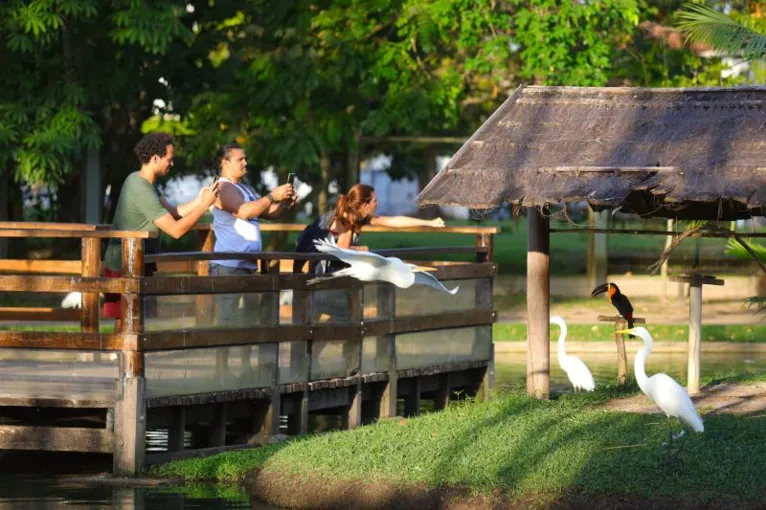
[0,222,498,475]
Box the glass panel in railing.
[363,283,394,320]
[311,289,359,324]
[310,340,360,380]
[361,336,391,374]
[395,279,476,316]
[0,349,119,402]
[145,343,277,398]
[278,340,309,384]
[143,292,280,331]
[395,326,492,371]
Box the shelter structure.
[417,85,766,397]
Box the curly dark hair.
[215,142,244,170]
[134,132,175,165]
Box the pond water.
[0,348,761,507]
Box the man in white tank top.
[211,142,295,328]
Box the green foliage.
[725,238,766,263]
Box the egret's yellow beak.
[615,329,631,335]
[413,265,437,272]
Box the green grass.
[0,322,762,343]
[494,323,766,343]
[151,387,766,503]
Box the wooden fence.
[0,223,498,475]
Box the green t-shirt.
[104,172,169,271]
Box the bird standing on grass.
[617,326,704,441]
[551,316,595,392]
[591,282,634,329]
[309,237,459,294]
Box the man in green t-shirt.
[103,132,219,323]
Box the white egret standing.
[308,237,459,294]
[551,316,595,392]
[617,326,704,439]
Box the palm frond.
[677,4,766,61]
[745,296,765,315]
[725,238,766,263]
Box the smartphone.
[287,173,296,186]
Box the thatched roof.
[417,86,766,220]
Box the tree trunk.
[0,164,10,258]
[318,151,331,215]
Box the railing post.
[344,285,364,429]
[252,259,280,440]
[113,237,146,476]
[289,281,312,435]
[475,272,494,401]
[377,284,397,419]
[80,237,100,333]
[475,232,494,263]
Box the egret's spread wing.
[414,271,459,295]
[313,238,390,268]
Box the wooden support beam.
[404,378,421,417]
[210,403,227,447]
[344,287,364,429]
[0,259,82,274]
[477,343,494,402]
[0,425,113,453]
[434,373,451,410]
[81,237,101,333]
[167,407,186,453]
[527,207,550,398]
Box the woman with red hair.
[296,184,444,275]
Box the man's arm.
[161,196,202,219]
[153,185,218,239]
[369,216,445,228]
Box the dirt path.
[603,382,766,416]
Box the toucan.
[591,282,634,329]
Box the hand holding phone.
[287,173,296,186]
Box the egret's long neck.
[556,322,567,360]
[634,333,651,393]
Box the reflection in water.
[0,475,280,509]
[495,349,766,393]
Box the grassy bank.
[494,323,766,343]
[152,381,766,507]
[0,322,763,344]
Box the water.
[495,348,766,392]
[0,349,762,507]
[0,474,279,509]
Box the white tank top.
[212,177,262,269]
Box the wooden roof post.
[669,274,725,395]
[527,207,550,398]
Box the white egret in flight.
[308,237,459,294]
[61,292,82,309]
[617,326,704,438]
[551,316,595,392]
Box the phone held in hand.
[287,173,296,186]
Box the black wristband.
[267,193,276,204]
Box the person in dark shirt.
[295,183,444,275]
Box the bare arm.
[154,184,218,239]
[160,196,201,219]
[216,182,272,220]
[368,216,445,228]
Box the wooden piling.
[597,315,646,386]
[527,207,550,398]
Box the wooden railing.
[0,222,498,475]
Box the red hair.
[335,184,375,233]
